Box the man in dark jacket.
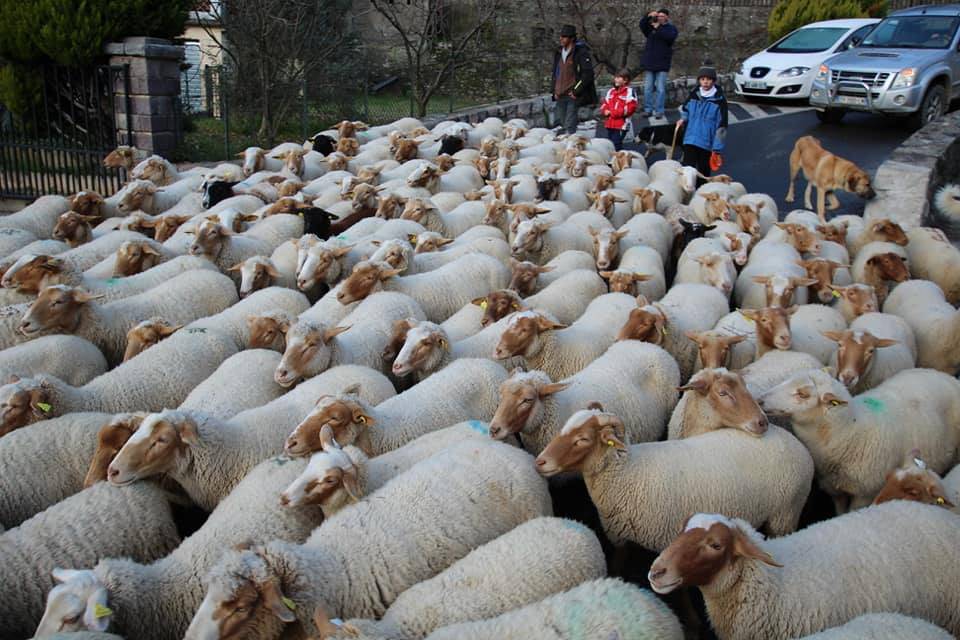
[639,9,678,119]
[552,24,597,135]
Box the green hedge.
[768,0,888,42]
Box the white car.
[735,18,880,100]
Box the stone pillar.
[105,37,184,158]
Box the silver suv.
[809,4,960,129]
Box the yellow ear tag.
[408,234,417,244]
[511,303,520,310]
[439,339,448,350]
[479,300,488,310]
[830,400,840,406]
[606,440,615,447]
[936,497,946,505]
[831,290,841,299]
[357,416,366,425]
[36,402,52,413]
[660,326,669,336]
[281,596,297,611]
[94,604,113,619]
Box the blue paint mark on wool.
[467,420,488,435]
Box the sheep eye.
[709,542,722,551]
[718,390,729,398]
[64,612,82,624]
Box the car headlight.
[778,66,810,77]
[816,64,829,81]
[891,68,917,89]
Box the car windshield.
[859,15,959,49]
[768,27,849,53]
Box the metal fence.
[0,64,132,200]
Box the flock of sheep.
[0,113,959,640]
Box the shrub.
[768,0,888,42]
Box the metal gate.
[0,64,132,200]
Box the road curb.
[865,111,960,231]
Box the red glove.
[710,151,723,172]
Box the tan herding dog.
[785,135,876,222]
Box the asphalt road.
[629,102,922,218]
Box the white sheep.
[35,453,325,640]
[759,367,960,513]
[411,237,510,273]
[535,407,814,550]
[0,195,72,239]
[824,312,916,393]
[799,613,954,640]
[106,365,395,510]
[328,518,606,640]
[185,214,304,282]
[274,291,425,386]
[599,245,666,300]
[617,212,673,265]
[905,226,960,304]
[510,219,595,264]
[423,578,683,640]
[734,240,811,309]
[18,270,239,365]
[0,326,238,434]
[883,279,960,373]
[285,358,507,456]
[489,340,679,455]
[674,237,738,297]
[337,254,509,323]
[789,303,846,364]
[178,349,285,420]
[183,440,551,640]
[508,250,595,296]
[0,412,113,528]
[493,293,636,381]
[647,502,960,639]
[0,481,180,638]
[616,284,730,382]
[183,285,309,350]
[0,227,40,257]
[0,335,107,386]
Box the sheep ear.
[264,262,281,278]
[74,290,106,304]
[342,468,363,502]
[318,424,340,451]
[677,373,712,395]
[323,325,351,343]
[539,381,570,397]
[82,584,112,632]
[261,579,297,623]
[379,267,403,280]
[732,529,782,567]
[598,270,614,279]
[684,330,704,345]
[821,330,844,343]
[875,338,899,348]
[142,244,162,256]
[535,315,566,331]
[158,323,182,337]
[175,418,200,446]
[471,296,488,307]
[821,392,848,407]
[227,262,243,272]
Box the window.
[768,28,850,54]
[860,15,960,50]
[837,24,877,52]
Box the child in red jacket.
[600,68,638,151]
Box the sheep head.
[35,568,111,636]
[865,252,910,283]
[599,269,652,296]
[676,368,768,436]
[335,136,360,156]
[131,155,173,185]
[297,242,353,291]
[152,213,193,242]
[368,238,412,272]
[19,285,103,336]
[816,221,848,245]
[279,437,362,513]
[274,320,350,387]
[187,219,232,259]
[648,514,780,595]
[381,317,417,364]
[375,193,406,219]
[399,198,437,225]
[751,274,816,309]
[508,258,553,297]
[728,203,761,238]
[83,412,148,488]
[117,179,158,213]
[391,320,449,378]
[114,240,163,277]
[230,256,280,298]
[774,222,821,255]
[285,385,372,457]
[246,312,291,352]
[123,317,181,362]
[507,203,551,235]
[829,283,878,320]
[474,290,525,327]
[493,310,566,360]
[103,145,139,169]
[489,369,567,440]
[702,193,732,222]
[798,259,848,304]
[510,220,551,260]
[336,260,401,305]
[0,375,55,436]
[535,408,627,476]
[591,227,627,270]
[873,451,955,508]
[632,188,660,214]
[758,368,851,421]
[740,306,796,352]
[822,329,898,390]
[107,410,200,485]
[685,331,747,370]
[237,147,266,176]
[69,191,104,218]
[3,254,65,293]
[617,298,668,344]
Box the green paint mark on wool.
[861,397,886,414]
[104,278,119,287]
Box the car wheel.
[907,84,946,131]
[815,108,846,124]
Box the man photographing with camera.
[639,8,678,119]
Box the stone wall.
[105,37,184,158]
[864,111,960,235]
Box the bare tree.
[533,0,644,75]
[368,0,503,118]
[197,0,353,142]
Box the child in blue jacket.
[677,63,728,184]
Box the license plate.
[837,95,867,106]
[744,81,767,89]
